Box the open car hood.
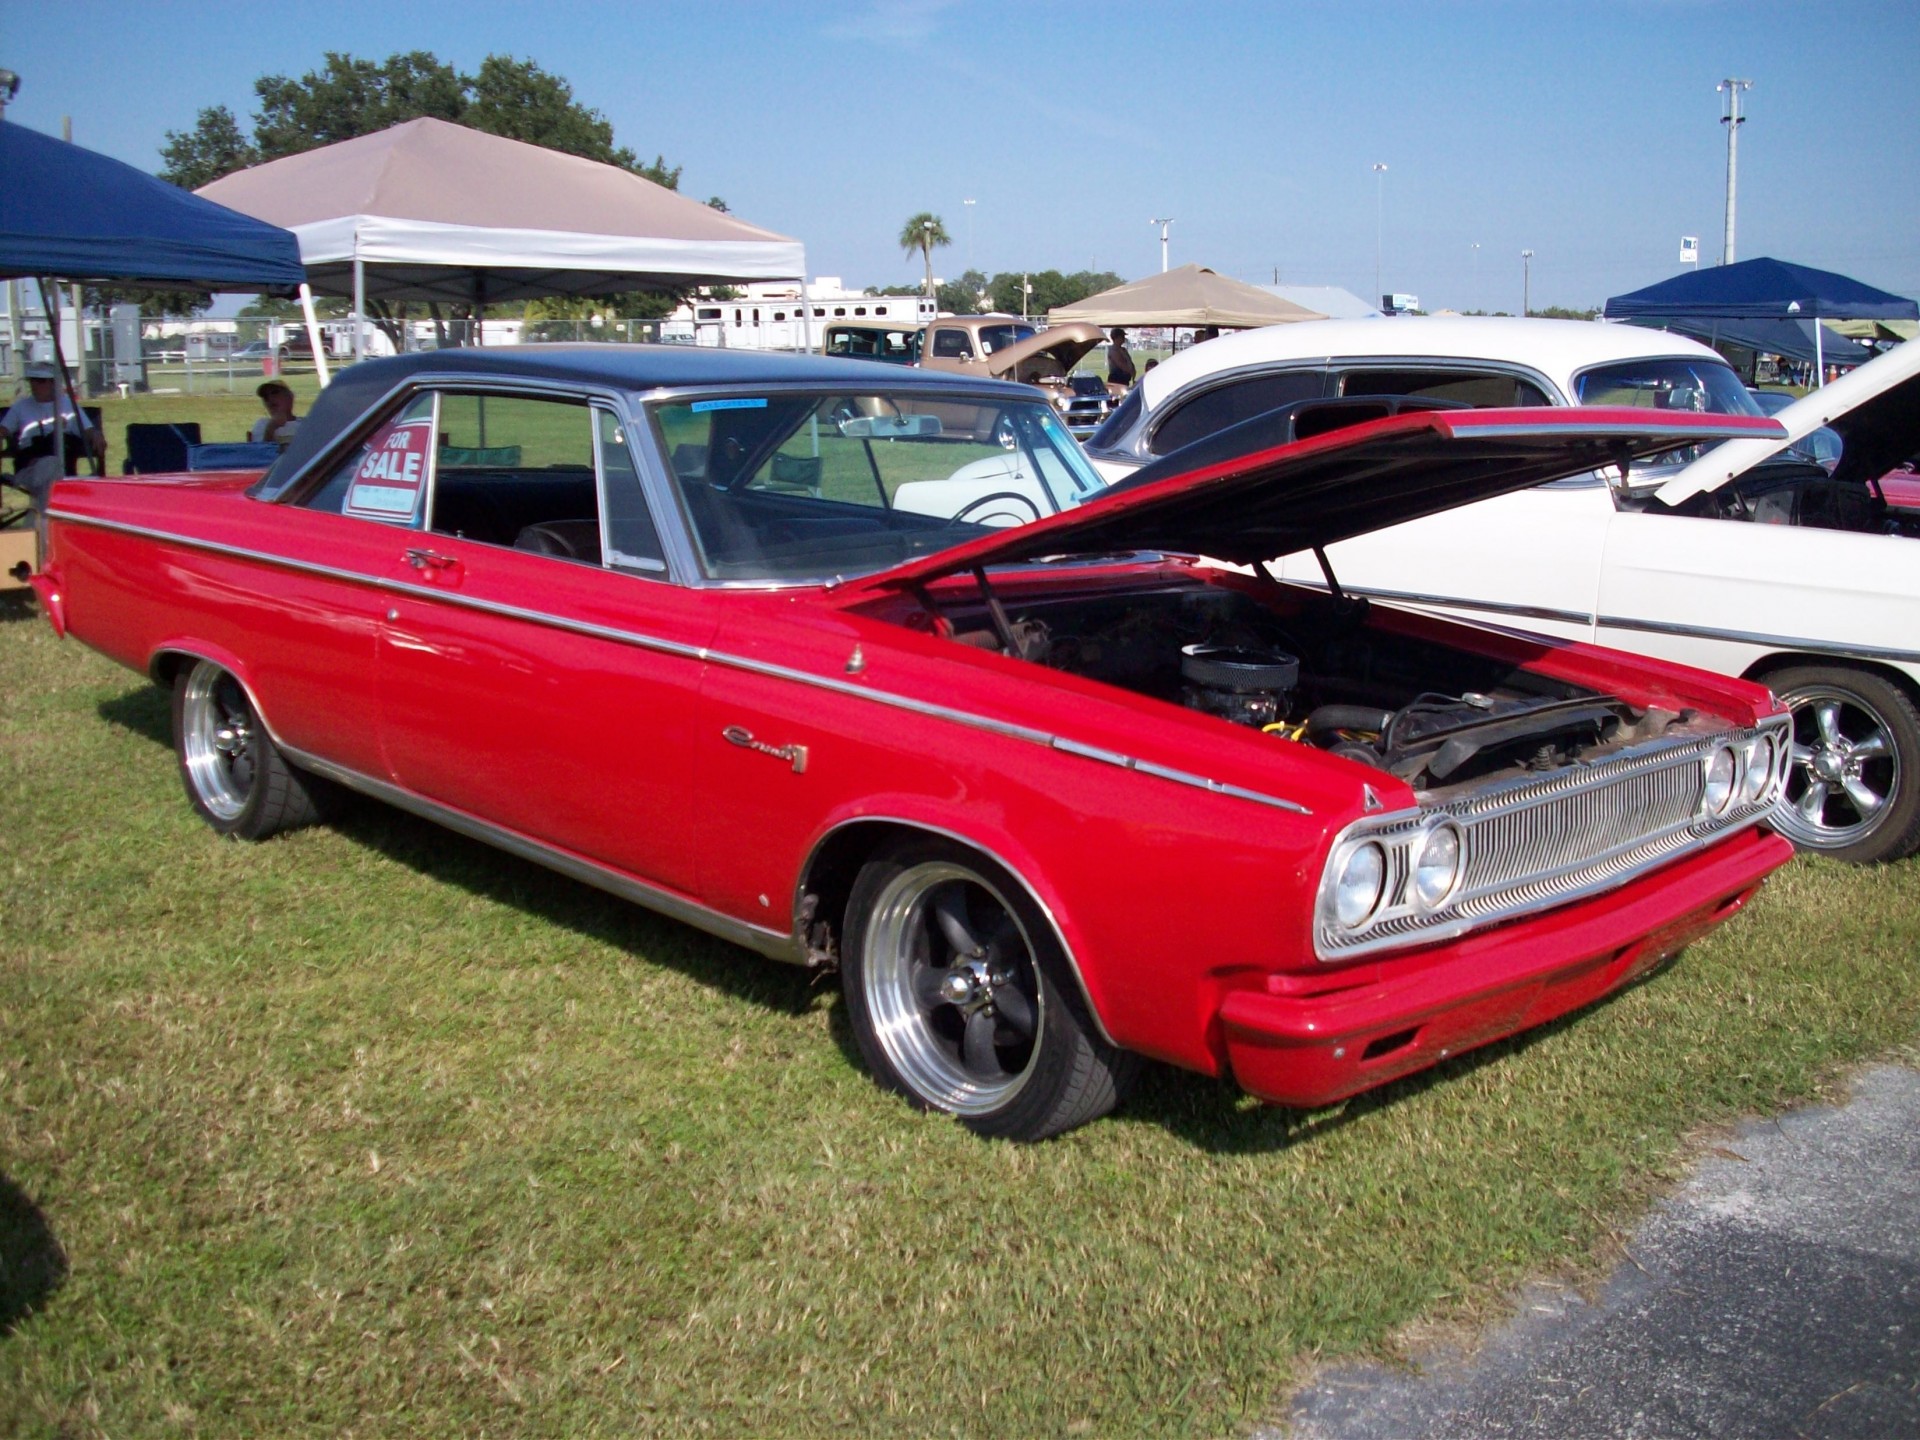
[1657,338,1920,505]
[985,322,1108,381]
[854,406,1781,593]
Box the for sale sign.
[345,418,434,521]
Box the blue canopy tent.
[0,120,310,492]
[1604,257,1919,384]
[0,119,305,291]
[1656,316,1874,371]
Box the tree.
[162,51,688,191]
[937,269,989,316]
[898,213,950,299]
[157,105,256,191]
[985,269,1124,318]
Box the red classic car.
[31,346,1794,1139]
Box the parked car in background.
[1093,320,1920,862]
[822,320,922,365]
[826,314,1121,438]
[31,345,1792,1138]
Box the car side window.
[298,392,437,523]
[595,407,667,577]
[930,328,974,359]
[1338,368,1551,408]
[422,393,605,565]
[1149,368,1328,455]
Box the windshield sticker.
[344,417,434,521]
[691,398,769,413]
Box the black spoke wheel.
[1767,665,1920,864]
[841,839,1138,1140]
[172,659,323,840]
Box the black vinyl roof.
[258,343,1034,498]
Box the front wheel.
[1766,665,1920,864]
[840,840,1137,1141]
[172,659,323,840]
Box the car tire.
[840,839,1138,1140]
[172,659,323,840]
[1764,664,1920,864]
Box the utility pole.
[0,69,21,378]
[963,198,975,278]
[1371,163,1388,305]
[64,115,87,393]
[1718,79,1752,266]
[1150,218,1173,273]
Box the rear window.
[1574,359,1760,416]
[1149,369,1327,455]
[1338,368,1551,408]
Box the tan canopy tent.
[197,117,807,364]
[1048,264,1326,329]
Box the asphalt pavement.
[1273,1063,1920,1440]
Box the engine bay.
[927,577,1706,793]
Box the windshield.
[1575,358,1762,472]
[978,324,1036,354]
[649,391,1106,582]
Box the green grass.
[2,608,1918,1438]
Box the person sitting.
[2,361,105,506]
[250,380,302,444]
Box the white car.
[1089,318,1920,863]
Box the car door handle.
[404,547,459,571]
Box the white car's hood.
[1657,338,1920,505]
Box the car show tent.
[1048,264,1327,329]
[1604,257,1919,381]
[0,119,306,293]
[0,119,310,487]
[196,118,809,355]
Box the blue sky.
[6,0,1917,311]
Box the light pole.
[1371,163,1388,305]
[1150,217,1174,273]
[921,219,934,299]
[963,197,975,279]
[1717,78,1752,265]
[1470,242,1480,310]
[1521,249,1534,317]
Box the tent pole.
[1815,322,1825,387]
[353,249,365,363]
[473,274,484,348]
[299,284,331,387]
[42,278,69,480]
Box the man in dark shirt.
[1106,327,1137,388]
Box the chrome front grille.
[1313,718,1789,961]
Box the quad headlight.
[1702,745,1738,817]
[1411,821,1464,911]
[1332,841,1387,929]
[1738,735,1775,806]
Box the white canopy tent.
[198,118,808,362]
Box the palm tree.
[898,212,951,299]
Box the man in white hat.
[3,361,106,505]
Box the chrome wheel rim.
[863,861,1042,1116]
[181,662,257,821]
[1775,686,1900,850]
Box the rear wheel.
[1766,664,1920,864]
[172,659,323,840]
[840,839,1137,1140]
